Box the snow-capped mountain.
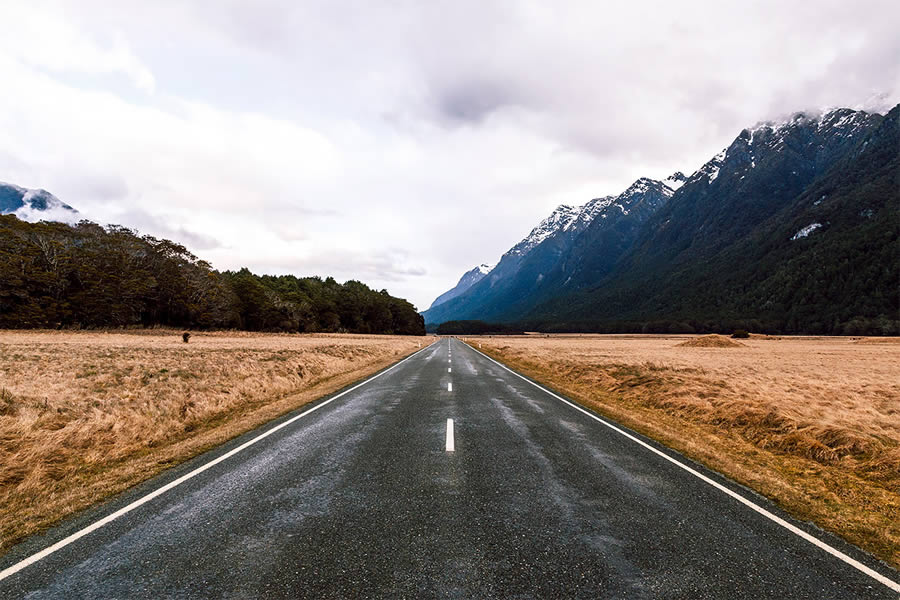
[490,173,684,273]
[428,263,495,310]
[423,104,897,335]
[422,174,674,325]
[686,108,879,189]
[526,104,896,331]
[0,182,78,223]
[504,195,615,260]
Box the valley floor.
[0,330,431,555]
[469,334,900,569]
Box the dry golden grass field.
[0,330,432,554]
[468,334,900,568]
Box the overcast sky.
[1,0,898,310]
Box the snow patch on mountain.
[706,149,727,182]
[686,149,727,185]
[791,223,822,240]
[565,195,616,232]
[749,108,873,148]
[506,177,676,261]
[510,194,620,258]
[507,204,578,256]
[623,178,656,196]
[506,198,612,258]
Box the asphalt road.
[1,337,898,599]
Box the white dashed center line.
[446,418,455,452]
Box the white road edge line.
[0,341,438,583]
[446,418,455,452]
[466,343,900,593]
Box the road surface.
[1,337,897,598]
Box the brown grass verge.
[466,334,900,569]
[0,330,433,554]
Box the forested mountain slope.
[527,105,898,334]
[425,105,898,335]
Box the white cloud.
[0,0,898,310]
[0,1,156,91]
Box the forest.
[0,215,425,335]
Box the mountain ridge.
[424,104,898,335]
[428,263,494,310]
[421,174,676,325]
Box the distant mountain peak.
[624,177,656,195]
[506,204,581,257]
[621,177,673,199]
[689,148,727,184]
[500,176,677,262]
[664,171,687,191]
[745,107,874,143]
[0,181,78,223]
[428,263,495,310]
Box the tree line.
[432,320,524,335]
[433,315,898,337]
[0,215,425,335]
